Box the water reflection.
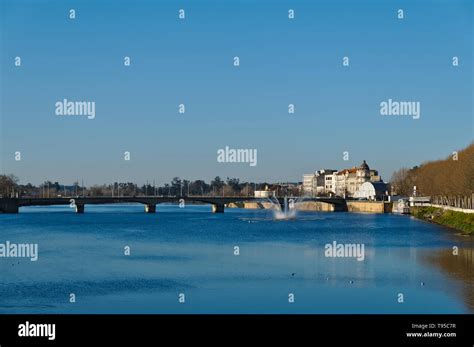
[422,247,474,312]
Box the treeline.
[391,143,474,196]
[0,175,300,198]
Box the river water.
[0,204,472,313]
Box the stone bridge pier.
[211,204,225,213]
[145,204,156,213]
[0,199,19,213]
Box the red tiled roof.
[337,167,357,175]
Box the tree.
[226,177,240,192]
[390,168,413,195]
[191,180,209,195]
[211,176,224,189]
[0,174,19,197]
[171,177,182,196]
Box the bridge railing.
[430,194,474,210]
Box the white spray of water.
[265,196,307,220]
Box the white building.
[335,160,382,198]
[324,173,336,195]
[303,173,316,196]
[354,181,388,200]
[318,170,337,195]
[254,190,276,198]
[303,169,337,196]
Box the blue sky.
[1,0,472,186]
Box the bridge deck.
[0,196,347,213]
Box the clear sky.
[1,0,472,186]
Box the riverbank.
[411,206,474,235]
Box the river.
[0,205,472,313]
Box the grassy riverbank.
[411,207,474,235]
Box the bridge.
[0,196,347,214]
